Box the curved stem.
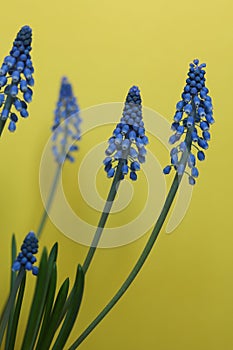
[0,95,14,137]
[82,159,124,274]
[69,173,179,349]
[37,163,62,239]
[37,118,71,239]
[69,126,194,349]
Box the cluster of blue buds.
[103,86,148,181]
[12,231,39,276]
[163,59,214,185]
[0,25,34,132]
[52,77,81,164]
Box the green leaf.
[0,269,25,346]
[10,234,17,289]
[36,277,70,350]
[48,242,58,263]
[52,265,85,350]
[20,248,48,349]
[21,243,59,350]
[5,272,26,350]
[5,234,17,349]
[35,264,57,350]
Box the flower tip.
[61,76,69,84]
[126,85,142,105]
[193,58,199,65]
[26,230,36,237]
[192,58,206,69]
[21,25,32,31]
[129,85,140,94]
[60,76,73,98]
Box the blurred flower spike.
[0,25,34,132]
[12,231,39,276]
[52,77,81,164]
[104,86,148,181]
[163,59,214,185]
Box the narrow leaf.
[36,278,70,350]
[20,248,48,350]
[6,273,26,350]
[10,234,17,288]
[35,264,57,350]
[0,269,25,346]
[48,242,58,263]
[5,234,17,349]
[52,265,84,350]
[21,243,59,350]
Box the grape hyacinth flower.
[70,65,216,349]
[12,231,39,276]
[104,86,148,181]
[0,25,34,134]
[37,77,81,239]
[82,86,148,274]
[163,59,214,185]
[52,77,81,164]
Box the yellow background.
[0,0,232,349]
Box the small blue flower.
[188,176,196,185]
[163,165,171,174]
[12,231,39,276]
[104,86,148,181]
[163,59,214,185]
[0,26,34,132]
[197,150,205,161]
[52,77,81,164]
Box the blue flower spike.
[12,231,39,276]
[104,86,148,181]
[163,59,214,185]
[0,25,34,133]
[52,77,81,164]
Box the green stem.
[69,174,179,349]
[37,163,62,239]
[37,116,70,239]
[0,95,14,137]
[82,159,124,274]
[0,269,25,346]
[69,127,194,349]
